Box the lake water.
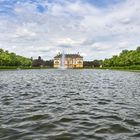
[0,69,140,140]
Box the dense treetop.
[103,47,140,67]
[0,49,32,66]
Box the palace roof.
[54,54,83,58]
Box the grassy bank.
[101,65,140,70]
[82,66,140,72]
[1,65,140,72]
[0,66,52,70]
[97,65,140,72]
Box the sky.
[0,0,140,60]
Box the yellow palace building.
[54,53,83,68]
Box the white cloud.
[0,0,140,60]
[14,27,36,38]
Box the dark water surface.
[0,69,140,140]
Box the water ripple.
[0,69,140,140]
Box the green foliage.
[45,60,53,67]
[93,60,103,67]
[83,60,102,68]
[83,61,93,68]
[0,48,32,66]
[103,47,140,67]
[32,56,45,67]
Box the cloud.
[0,0,140,60]
[14,27,36,38]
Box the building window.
[55,61,59,64]
[77,61,82,64]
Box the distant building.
[54,53,83,68]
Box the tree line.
[103,47,140,67]
[0,49,53,68]
[83,60,102,68]
[0,49,32,66]
[32,56,53,67]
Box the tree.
[45,60,53,67]
[93,60,102,67]
[32,56,45,67]
[83,61,93,68]
[102,46,140,67]
[0,48,32,66]
[136,46,140,52]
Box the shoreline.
[0,66,140,72]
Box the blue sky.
[0,0,140,60]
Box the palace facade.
[54,53,83,68]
